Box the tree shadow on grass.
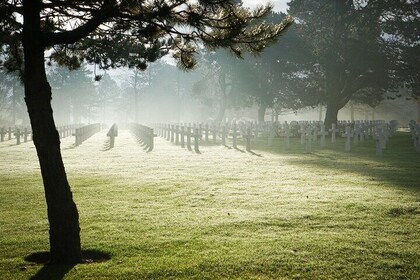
[0,142,19,148]
[25,249,111,280]
[252,133,420,191]
[234,146,246,153]
[289,150,419,191]
[248,150,263,157]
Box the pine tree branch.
[44,2,117,47]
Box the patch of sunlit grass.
[0,130,419,279]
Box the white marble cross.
[305,126,313,153]
[282,122,291,149]
[343,126,352,152]
[329,123,339,143]
[319,124,329,148]
[299,123,306,145]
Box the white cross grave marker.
[343,126,352,152]
[329,123,339,143]
[319,124,329,148]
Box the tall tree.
[0,70,25,125]
[287,0,391,127]
[246,12,307,122]
[193,50,255,123]
[96,72,121,123]
[0,0,292,264]
[48,65,97,124]
[121,63,159,123]
[283,0,419,126]
[374,0,420,121]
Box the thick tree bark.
[23,0,82,264]
[417,99,420,124]
[350,102,355,122]
[12,85,17,125]
[324,100,341,128]
[324,78,353,128]
[215,101,226,124]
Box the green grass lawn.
[0,130,419,279]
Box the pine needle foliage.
[0,0,292,72]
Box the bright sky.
[242,0,290,13]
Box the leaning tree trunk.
[215,102,226,124]
[215,72,228,124]
[258,104,267,124]
[417,98,420,124]
[23,0,82,264]
[12,84,17,125]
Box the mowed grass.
[0,129,419,279]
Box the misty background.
[0,0,418,127]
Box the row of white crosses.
[341,120,393,155]
[266,121,336,152]
[374,123,389,156]
[156,123,202,153]
[409,120,420,154]
[266,121,326,152]
[341,121,372,152]
[155,119,402,155]
[57,124,80,139]
[235,121,255,152]
[73,123,102,147]
[155,121,258,153]
[1,124,79,144]
[265,120,394,155]
[0,126,32,145]
[130,123,155,151]
[300,122,331,153]
[0,127,15,142]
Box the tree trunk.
[23,0,82,264]
[216,72,227,124]
[258,104,267,124]
[324,100,341,128]
[133,70,139,123]
[350,102,355,122]
[417,98,420,124]
[12,84,17,125]
[215,99,226,124]
[318,104,323,122]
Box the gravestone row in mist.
[0,124,78,145]
[57,125,80,139]
[73,123,102,147]
[1,120,418,155]
[152,119,414,156]
[154,123,257,154]
[129,123,156,152]
[0,126,31,145]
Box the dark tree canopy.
[0,0,292,72]
[287,0,388,125]
[376,0,420,99]
[281,0,418,127]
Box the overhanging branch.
[44,3,117,47]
